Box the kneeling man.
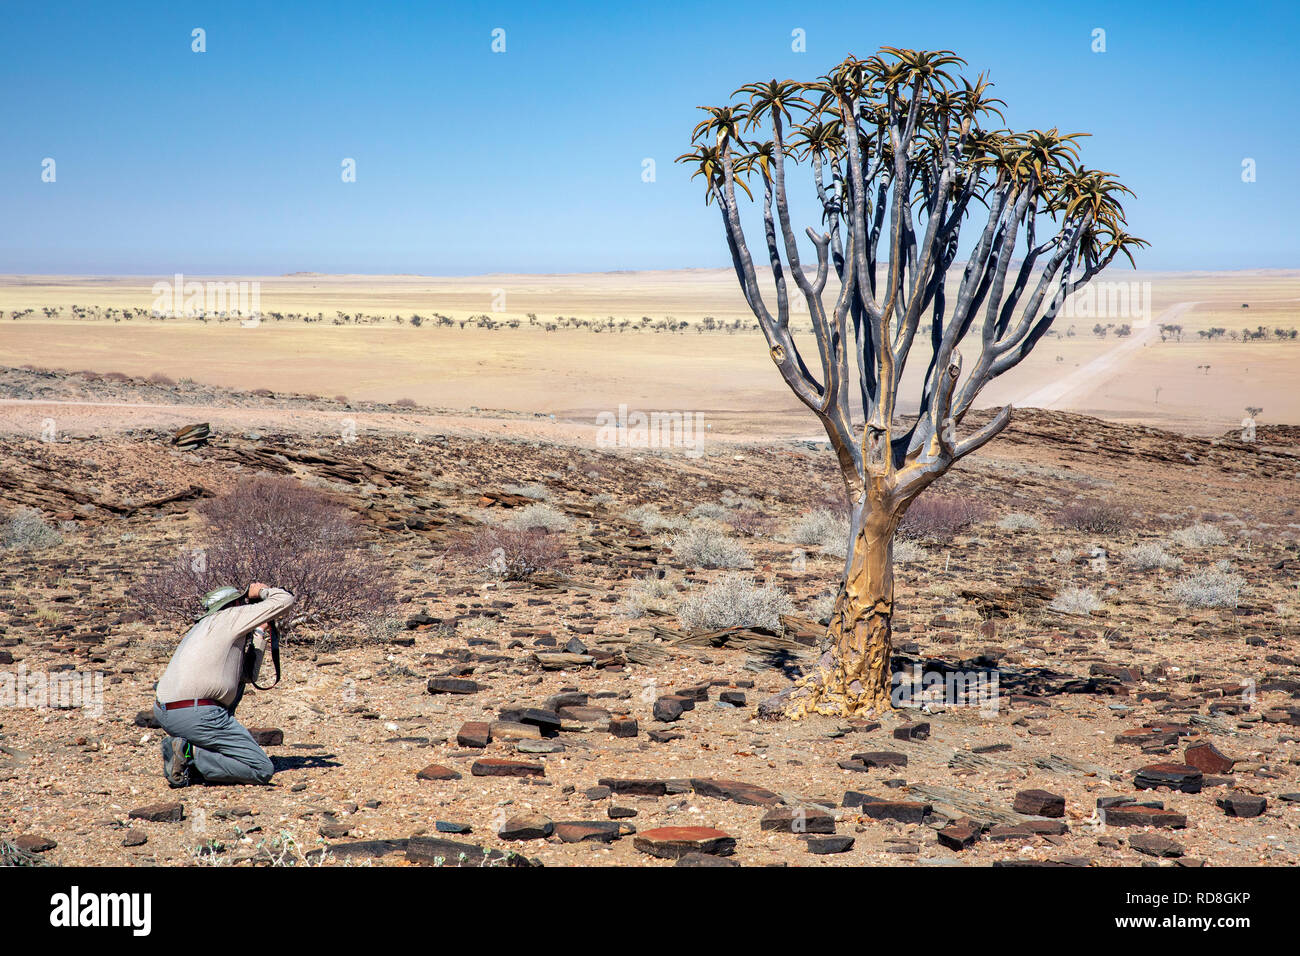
[153,582,294,787]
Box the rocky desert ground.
[2,359,1299,868]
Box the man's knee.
[251,752,274,785]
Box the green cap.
[200,585,245,616]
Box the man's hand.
[248,582,268,600]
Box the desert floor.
[0,270,1298,868]
[0,362,1298,867]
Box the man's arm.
[217,585,295,639]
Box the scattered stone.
[456,721,491,748]
[13,834,56,853]
[853,799,931,824]
[427,677,481,695]
[129,801,184,823]
[1134,763,1203,794]
[987,824,1035,842]
[608,806,637,819]
[1129,833,1184,858]
[435,821,471,834]
[937,824,979,851]
[760,807,835,834]
[554,821,623,843]
[719,690,747,706]
[1216,795,1266,818]
[1013,789,1065,817]
[1184,741,1234,774]
[691,777,782,806]
[406,836,537,867]
[598,777,667,796]
[248,728,283,747]
[851,751,908,768]
[416,764,462,781]
[1101,806,1187,828]
[805,835,854,855]
[500,707,563,736]
[893,722,930,741]
[498,813,554,841]
[121,830,147,847]
[609,717,639,738]
[634,826,735,859]
[534,652,595,670]
[674,851,739,867]
[472,758,544,778]
[653,697,685,722]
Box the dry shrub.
[1170,522,1228,549]
[393,397,417,408]
[729,508,774,537]
[503,502,572,532]
[668,525,753,569]
[1057,500,1129,534]
[2,507,63,551]
[148,372,176,386]
[676,572,793,631]
[449,526,566,580]
[1171,564,1245,608]
[787,509,850,553]
[899,494,988,544]
[131,475,396,635]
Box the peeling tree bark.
[787,498,901,719]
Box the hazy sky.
[2,0,1297,274]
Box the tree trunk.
[785,502,899,720]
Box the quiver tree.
[679,48,1145,720]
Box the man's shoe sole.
[161,736,190,788]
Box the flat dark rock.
[1013,789,1065,817]
[1133,763,1203,794]
[1184,742,1234,774]
[13,834,56,853]
[674,851,740,867]
[598,777,667,796]
[805,835,855,855]
[1101,805,1187,828]
[634,826,736,859]
[856,800,931,824]
[416,763,462,781]
[247,727,283,746]
[893,722,930,741]
[498,814,554,841]
[1216,795,1266,818]
[472,758,544,778]
[406,836,538,867]
[128,801,184,823]
[850,751,909,768]
[427,677,481,695]
[937,823,980,850]
[691,777,782,806]
[760,806,836,834]
[652,697,685,722]
[456,721,491,748]
[554,821,623,843]
[1129,833,1184,858]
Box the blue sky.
[1,0,1297,274]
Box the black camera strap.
[252,620,281,690]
